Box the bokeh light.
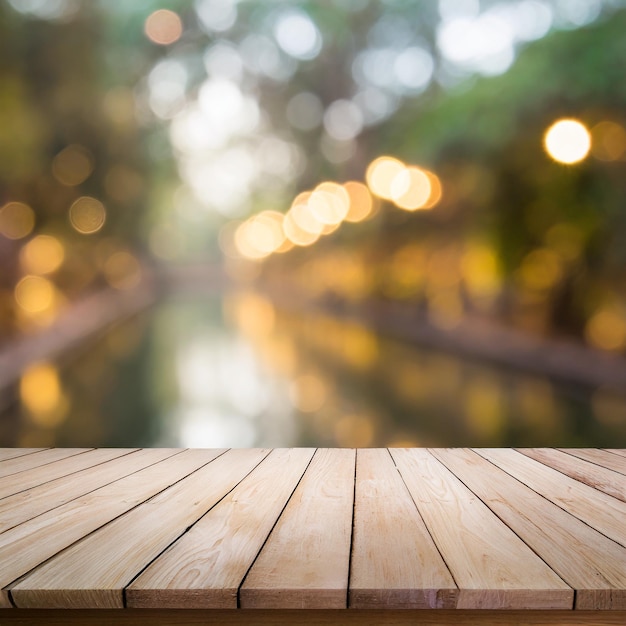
[19,235,65,275]
[289,192,324,236]
[144,9,183,46]
[590,121,626,161]
[391,166,432,210]
[103,251,143,291]
[585,307,626,351]
[544,118,591,164]
[283,209,319,247]
[308,182,350,225]
[343,181,374,223]
[19,362,68,428]
[235,211,286,260]
[52,144,94,186]
[14,275,56,314]
[69,196,106,234]
[0,202,35,240]
[366,156,405,200]
[274,10,322,60]
[289,374,327,413]
[422,171,443,208]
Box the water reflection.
[3,291,626,449]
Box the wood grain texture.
[0,449,221,608]
[1,610,626,626]
[477,448,626,548]
[0,449,89,479]
[127,448,314,609]
[606,449,626,459]
[390,448,572,610]
[349,448,457,609]
[560,449,626,476]
[0,448,179,534]
[518,448,626,503]
[0,448,137,501]
[11,449,269,609]
[0,449,47,462]
[240,448,355,609]
[431,448,626,610]
[0,448,625,615]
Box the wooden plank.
[349,448,457,609]
[0,449,179,534]
[0,449,47,462]
[560,449,626,476]
[0,448,137,501]
[1,610,626,626]
[477,448,626,548]
[606,449,626,459]
[11,448,270,609]
[240,448,355,609]
[390,449,572,610]
[431,448,626,610]
[127,448,314,609]
[0,449,224,608]
[519,448,626,503]
[0,449,90,479]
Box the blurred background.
[1,0,626,449]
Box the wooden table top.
[0,447,625,613]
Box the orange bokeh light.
[144,9,183,46]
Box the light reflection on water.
[5,292,626,448]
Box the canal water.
[5,291,626,449]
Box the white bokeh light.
[195,0,237,33]
[323,99,364,141]
[286,92,324,131]
[204,42,244,82]
[437,12,516,76]
[394,47,434,91]
[148,59,188,119]
[274,10,322,60]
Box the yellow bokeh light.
[144,9,183,45]
[251,211,286,254]
[15,275,55,314]
[234,222,263,261]
[20,235,65,275]
[103,251,142,290]
[308,182,350,225]
[52,144,94,186]
[227,292,276,338]
[0,202,35,240]
[517,248,563,291]
[234,212,286,260]
[69,196,106,234]
[423,171,443,209]
[585,307,626,352]
[274,237,295,254]
[366,156,405,200]
[465,377,504,439]
[289,192,324,236]
[391,166,432,211]
[461,244,501,301]
[590,121,626,161]
[320,221,341,235]
[592,388,626,426]
[20,362,68,427]
[343,181,374,222]
[283,210,319,246]
[544,223,584,262]
[334,413,375,447]
[544,118,591,164]
[290,374,327,413]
